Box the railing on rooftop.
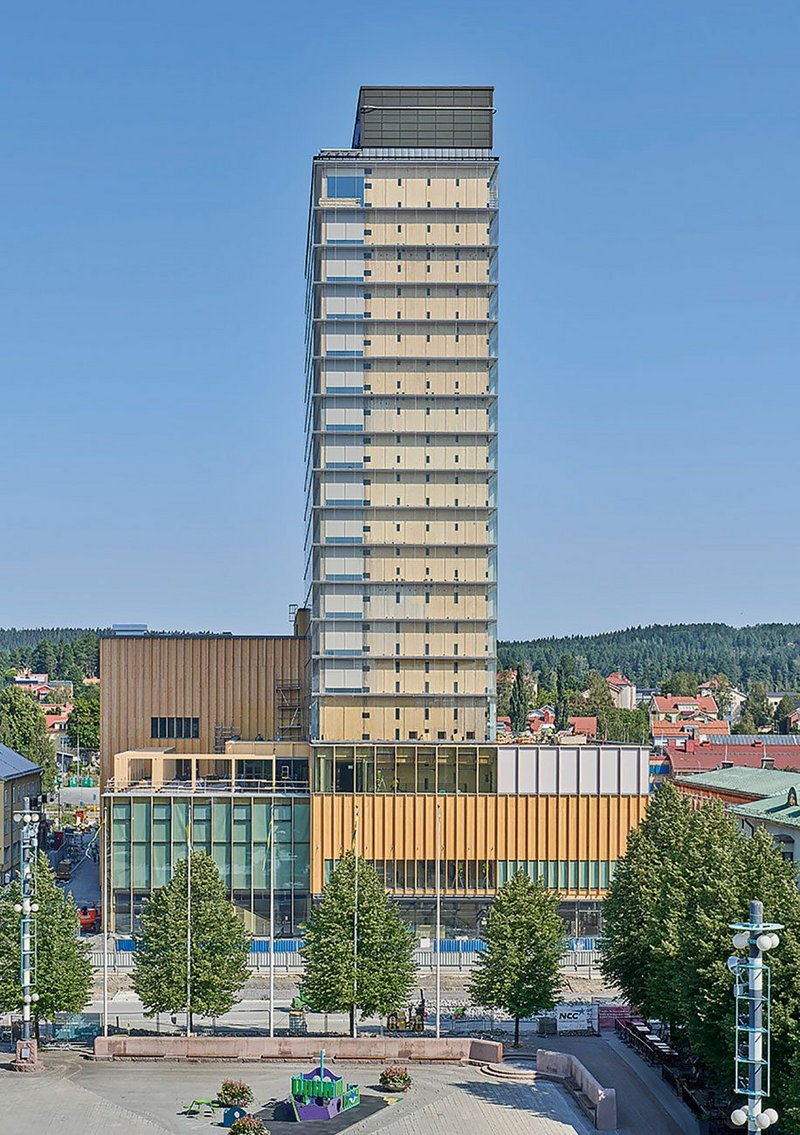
[103,777,310,796]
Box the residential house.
[567,716,598,742]
[606,672,636,710]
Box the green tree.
[68,688,100,750]
[301,852,416,1034]
[469,872,565,1046]
[496,670,513,718]
[774,695,796,734]
[556,653,576,701]
[707,673,733,717]
[31,639,57,676]
[132,851,250,1029]
[739,681,773,731]
[509,667,529,733]
[602,787,800,1122]
[0,852,92,1033]
[660,671,700,696]
[0,685,57,792]
[601,783,693,1026]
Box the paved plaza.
[0,1054,594,1135]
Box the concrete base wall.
[93,1035,502,1065]
[536,1049,617,1131]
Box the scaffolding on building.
[276,680,304,740]
[214,723,238,754]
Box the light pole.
[12,803,40,1065]
[728,899,783,1132]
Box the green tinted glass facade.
[108,795,310,936]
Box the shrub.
[229,1117,267,1135]
[217,1079,255,1107]
[379,1065,412,1091]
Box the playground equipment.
[287,1050,360,1122]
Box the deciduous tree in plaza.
[469,871,565,1046]
[602,782,800,1124]
[0,852,91,1033]
[132,851,250,1030]
[300,852,416,1034]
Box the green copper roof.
[733,787,800,831]
[673,766,800,796]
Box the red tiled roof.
[606,672,632,686]
[666,740,800,774]
[653,720,730,737]
[652,694,719,715]
[568,716,598,736]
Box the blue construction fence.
[116,935,600,953]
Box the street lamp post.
[12,802,40,1069]
[728,899,783,1132]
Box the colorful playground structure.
[287,1050,361,1122]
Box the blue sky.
[1,1,798,638]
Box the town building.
[0,744,43,884]
[673,765,800,810]
[661,733,800,777]
[100,86,651,941]
[606,671,636,710]
[306,86,498,746]
[672,764,800,866]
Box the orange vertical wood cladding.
[310,791,651,894]
[100,634,309,783]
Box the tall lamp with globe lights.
[11,804,41,1069]
[728,899,783,1131]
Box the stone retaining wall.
[93,1035,502,1065]
[536,1049,617,1131]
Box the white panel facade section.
[322,518,363,540]
[326,293,365,316]
[321,662,363,690]
[497,747,517,794]
[619,748,642,796]
[324,443,364,465]
[559,748,578,794]
[325,255,364,280]
[326,220,365,242]
[518,747,536,794]
[324,481,364,503]
[325,332,364,353]
[599,749,620,795]
[321,627,362,653]
[322,553,364,577]
[325,407,364,428]
[538,748,558,795]
[322,593,363,615]
[578,748,600,796]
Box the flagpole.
[353,803,359,1040]
[186,802,192,1038]
[102,810,109,1037]
[435,801,441,1039]
[269,808,275,1038]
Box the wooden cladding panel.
[100,636,309,782]
[310,793,650,894]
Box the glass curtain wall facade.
[305,88,498,745]
[107,795,310,935]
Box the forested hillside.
[499,624,800,689]
[0,629,101,682]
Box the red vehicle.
[78,906,101,933]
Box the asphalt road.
[528,1035,697,1135]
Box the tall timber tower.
[305,87,498,744]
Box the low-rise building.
[606,672,636,710]
[673,766,800,809]
[0,744,43,884]
[662,734,800,777]
[734,786,800,864]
